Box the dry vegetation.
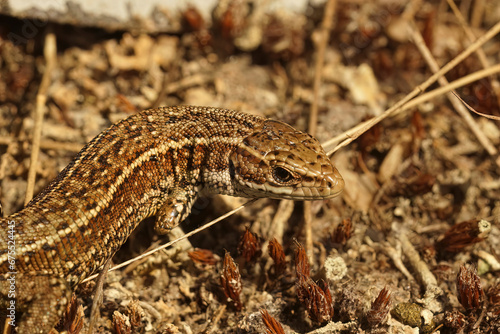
[1,0,500,333]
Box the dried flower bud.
[188,248,218,265]
[238,228,262,262]
[221,251,243,310]
[366,287,391,327]
[296,278,334,323]
[294,241,310,279]
[260,309,286,334]
[268,238,286,275]
[436,219,491,253]
[457,264,484,311]
[332,218,353,245]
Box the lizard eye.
[272,167,294,183]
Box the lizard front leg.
[155,188,198,235]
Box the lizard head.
[229,119,344,200]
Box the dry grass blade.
[452,91,500,120]
[25,31,57,205]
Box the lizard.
[0,105,344,333]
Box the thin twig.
[24,31,57,205]
[446,0,500,113]
[409,21,497,155]
[322,21,500,155]
[304,0,337,261]
[325,63,500,155]
[323,22,500,155]
[82,198,258,283]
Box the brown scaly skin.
[0,106,344,333]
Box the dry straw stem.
[324,21,500,156]
[447,0,500,107]
[304,0,337,262]
[409,20,497,156]
[24,31,57,205]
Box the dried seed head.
[457,264,484,311]
[436,219,491,253]
[268,238,286,275]
[188,248,218,265]
[294,240,310,279]
[260,309,286,334]
[366,287,391,327]
[238,227,262,262]
[296,277,334,323]
[331,218,353,245]
[221,251,243,310]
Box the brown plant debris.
[221,251,243,311]
[296,277,334,324]
[294,241,333,323]
[57,294,84,334]
[260,309,286,334]
[294,240,310,279]
[366,286,391,327]
[457,264,484,312]
[331,218,353,245]
[443,309,467,330]
[436,219,491,253]
[188,248,219,266]
[238,227,262,262]
[268,238,286,276]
